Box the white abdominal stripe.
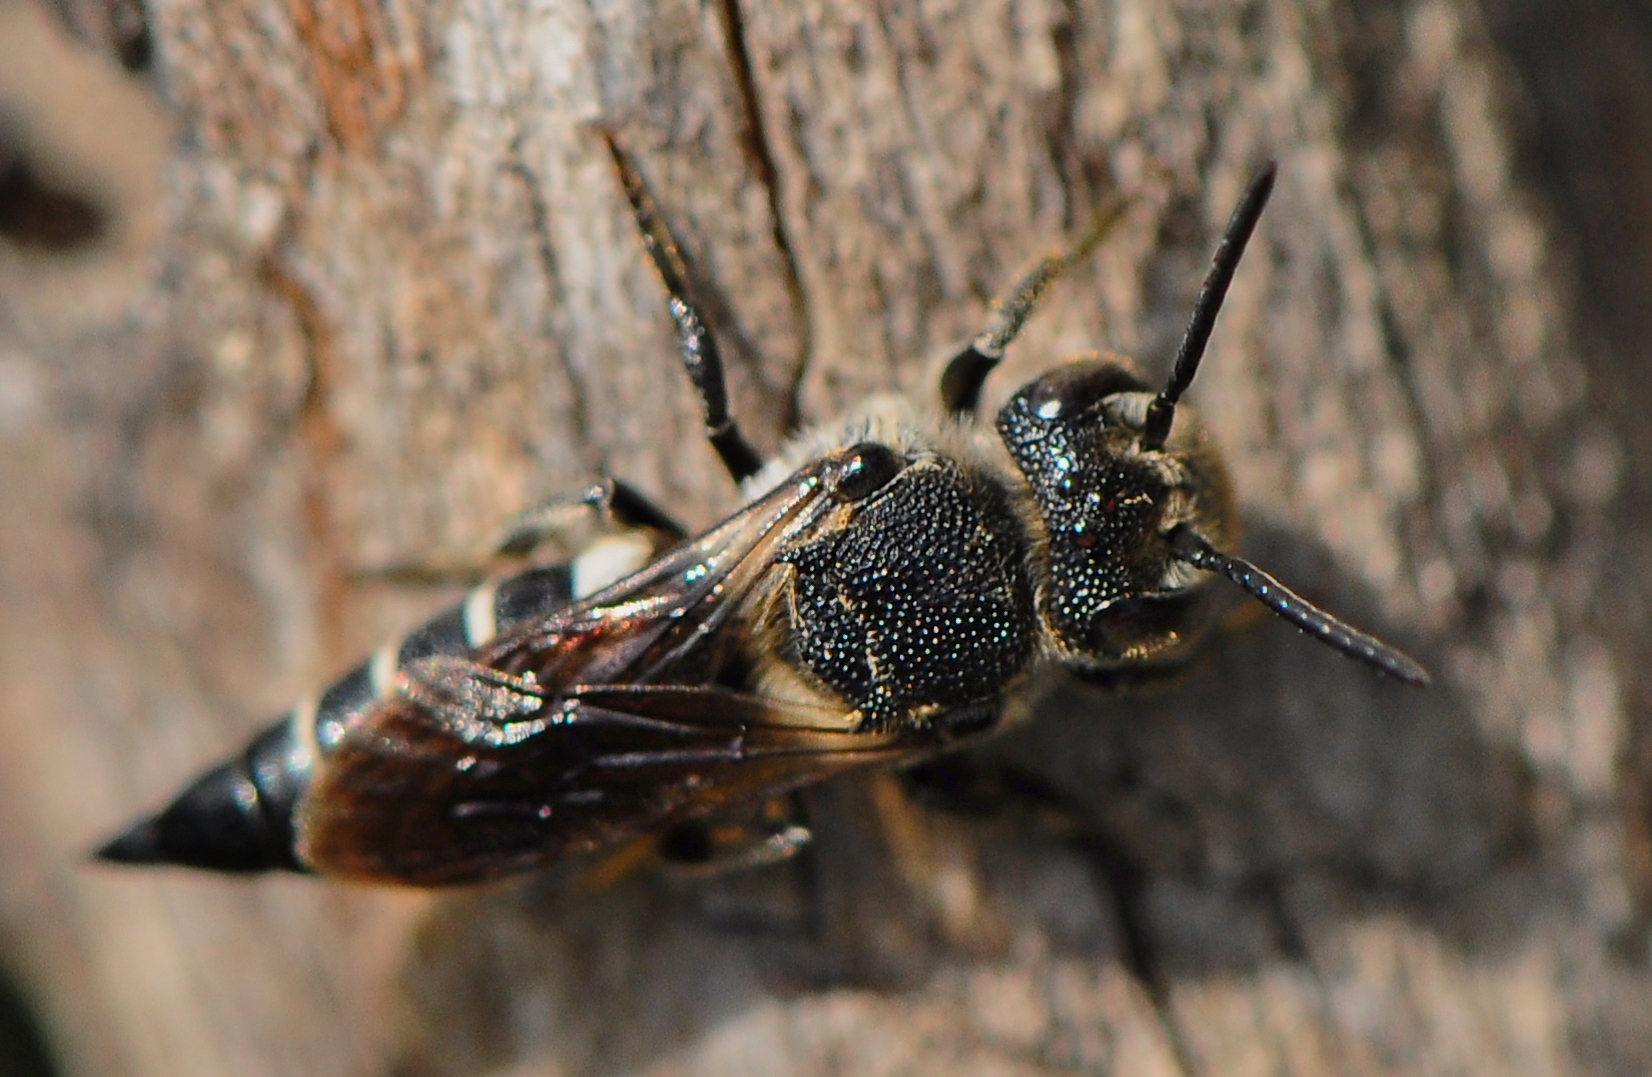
[570,532,657,598]
[97,558,600,872]
[305,563,579,753]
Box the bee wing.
[297,668,909,885]
[298,461,910,885]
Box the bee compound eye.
[829,442,905,502]
[1022,362,1149,424]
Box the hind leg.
[356,478,687,587]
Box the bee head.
[988,162,1428,685]
[996,357,1234,667]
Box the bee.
[96,142,1428,886]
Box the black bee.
[96,144,1427,886]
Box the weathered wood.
[0,0,1643,1073]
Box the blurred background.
[2,0,1650,1073]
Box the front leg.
[939,197,1132,416]
[603,132,765,484]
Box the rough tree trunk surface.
[0,0,1646,1074]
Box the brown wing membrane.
[298,681,912,885]
[299,461,908,885]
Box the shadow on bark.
[391,524,1533,1077]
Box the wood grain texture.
[0,0,1645,1073]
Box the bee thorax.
[777,457,1037,731]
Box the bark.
[0,0,1645,1073]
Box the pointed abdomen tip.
[93,818,167,865]
[92,759,305,874]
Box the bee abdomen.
[97,564,579,873]
[95,722,309,872]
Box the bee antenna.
[1166,525,1431,685]
[1141,163,1278,451]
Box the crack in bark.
[1073,831,1198,1077]
[1344,170,1446,526]
[713,0,811,435]
[259,230,352,661]
[868,3,956,348]
[504,145,598,472]
[1047,0,1079,197]
[1248,872,1314,965]
[1042,0,1134,225]
[238,141,361,667]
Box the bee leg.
[905,758,1185,1004]
[939,198,1133,416]
[491,478,686,558]
[571,800,818,941]
[355,478,687,587]
[656,797,813,878]
[900,754,1077,823]
[602,132,765,484]
[655,800,817,941]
